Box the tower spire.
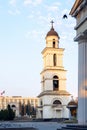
[50,20,54,29]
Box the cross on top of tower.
[46,20,59,38]
[50,20,54,29]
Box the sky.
[0,0,78,98]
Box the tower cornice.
[41,47,64,55]
[38,90,71,97]
[40,68,67,75]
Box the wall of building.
[0,96,38,117]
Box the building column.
[78,39,87,124]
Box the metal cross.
[50,20,54,28]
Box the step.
[56,125,87,130]
[67,125,87,128]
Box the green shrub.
[0,104,15,120]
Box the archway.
[53,75,59,91]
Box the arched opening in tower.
[53,40,55,48]
[53,75,59,91]
[53,54,57,66]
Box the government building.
[0,96,38,117]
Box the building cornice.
[40,68,67,74]
[40,77,67,83]
[74,29,87,41]
[41,47,64,54]
[74,16,87,30]
[70,0,83,16]
[72,0,86,17]
[0,96,38,100]
[38,90,71,97]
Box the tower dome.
[67,96,78,108]
[46,21,60,38]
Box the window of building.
[53,100,61,105]
[40,100,43,106]
[53,41,55,48]
[53,75,59,91]
[53,100,62,107]
[53,54,57,66]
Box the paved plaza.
[0,121,63,130]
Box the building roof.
[68,100,77,105]
[38,90,71,97]
[70,0,83,15]
[67,100,78,108]
[46,26,59,37]
[46,20,60,38]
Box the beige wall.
[0,96,38,116]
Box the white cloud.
[24,0,43,6]
[44,1,60,12]
[45,5,58,12]
[35,0,42,4]
[66,0,75,6]
[36,14,57,28]
[61,9,69,15]
[25,30,39,38]
[27,14,34,19]
[38,15,48,22]
[24,0,32,5]
[8,9,20,15]
[25,30,44,39]
[9,0,17,6]
[53,2,61,6]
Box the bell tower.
[41,21,66,92]
[37,21,70,119]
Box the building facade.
[0,96,38,117]
[70,0,87,124]
[37,22,71,119]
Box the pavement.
[0,121,63,130]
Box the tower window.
[53,54,57,66]
[53,41,55,48]
[53,100,61,105]
[53,75,59,91]
[40,100,43,106]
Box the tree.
[26,100,31,117]
[19,101,22,116]
[7,104,15,120]
[31,106,36,117]
[21,104,24,116]
[0,105,15,120]
[2,109,9,120]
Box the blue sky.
[0,0,78,97]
